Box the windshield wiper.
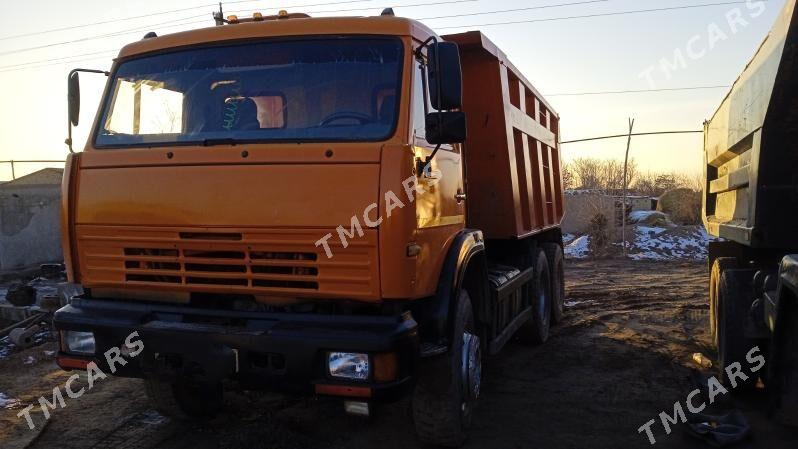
[202,138,241,147]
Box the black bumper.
[54,297,419,399]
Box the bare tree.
[567,157,637,193]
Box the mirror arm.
[415,37,446,173]
[66,68,109,153]
[416,143,442,177]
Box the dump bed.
[444,32,564,240]
[703,0,798,248]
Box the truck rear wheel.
[710,257,739,348]
[717,268,756,388]
[518,249,551,344]
[144,378,223,420]
[543,243,565,323]
[412,290,481,447]
[771,293,798,426]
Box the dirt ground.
[1,259,796,449]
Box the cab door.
[411,48,466,234]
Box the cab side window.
[412,58,428,143]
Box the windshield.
[95,37,403,147]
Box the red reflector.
[315,384,372,398]
[57,356,92,371]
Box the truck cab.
[55,11,565,446]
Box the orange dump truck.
[54,10,564,445]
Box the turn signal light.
[374,352,398,382]
[227,15,239,23]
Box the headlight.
[63,331,96,355]
[328,352,369,380]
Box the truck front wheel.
[144,378,223,420]
[412,290,481,447]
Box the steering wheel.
[319,111,373,127]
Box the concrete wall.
[562,193,618,235]
[0,185,62,270]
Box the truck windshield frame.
[93,36,404,149]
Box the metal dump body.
[703,0,798,248]
[444,31,564,240]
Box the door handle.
[455,192,467,203]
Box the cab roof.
[118,15,436,60]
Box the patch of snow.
[629,225,714,261]
[565,299,596,307]
[565,235,590,259]
[562,233,576,245]
[0,392,20,409]
[43,350,55,357]
[0,336,12,360]
[23,355,36,365]
[628,210,659,222]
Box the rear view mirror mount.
[66,68,109,153]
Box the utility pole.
[622,118,635,257]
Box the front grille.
[78,226,378,300]
[121,246,320,290]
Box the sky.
[0,0,788,180]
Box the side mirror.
[428,42,463,111]
[426,111,467,145]
[68,71,80,127]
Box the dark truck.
[703,0,798,424]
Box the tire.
[518,249,552,345]
[144,378,223,420]
[543,243,565,323]
[413,290,482,447]
[771,293,798,427]
[717,268,756,389]
[710,257,738,348]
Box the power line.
[0,0,382,56]
[0,0,765,69]
[231,0,478,15]
[548,85,730,96]
[0,18,211,73]
[0,0,378,42]
[561,130,703,145]
[0,4,217,41]
[0,0,475,67]
[0,14,212,57]
[418,0,608,20]
[437,0,767,30]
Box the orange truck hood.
[65,146,383,303]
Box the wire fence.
[0,160,66,181]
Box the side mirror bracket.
[66,68,109,153]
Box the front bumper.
[53,297,419,399]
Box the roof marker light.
[253,12,264,21]
[278,10,289,19]
[227,15,239,23]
